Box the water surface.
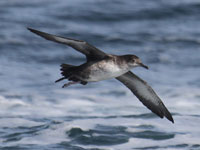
[0,0,200,149]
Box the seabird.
[27,28,174,123]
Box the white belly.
[85,62,129,82]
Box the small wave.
[66,124,174,146]
[52,2,200,22]
[67,126,128,146]
[2,124,49,143]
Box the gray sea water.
[0,0,200,149]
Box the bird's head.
[124,55,148,69]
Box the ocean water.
[0,0,200,149]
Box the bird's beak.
[139,63,149,69]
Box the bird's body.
[69,55,134,82]
[28,28,174,123]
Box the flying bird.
[27,28,174,123]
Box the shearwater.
[28,28,174,123]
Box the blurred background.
[0,0,200,149]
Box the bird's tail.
[55,63,75,83]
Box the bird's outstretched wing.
[116,71,174,123]
[27,28,107,61]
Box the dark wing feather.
[27,28,107,61]
[116,71,174,123]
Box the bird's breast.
[84,60,129,82]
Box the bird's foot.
[62,81,80,88]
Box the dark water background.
[0,0,200,149]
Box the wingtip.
[165,111,174,123]
[166,116,174,123]
[154,104,174,123]
[168,115,174,124]
[27,27,32,31]
[27,27,36,33]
